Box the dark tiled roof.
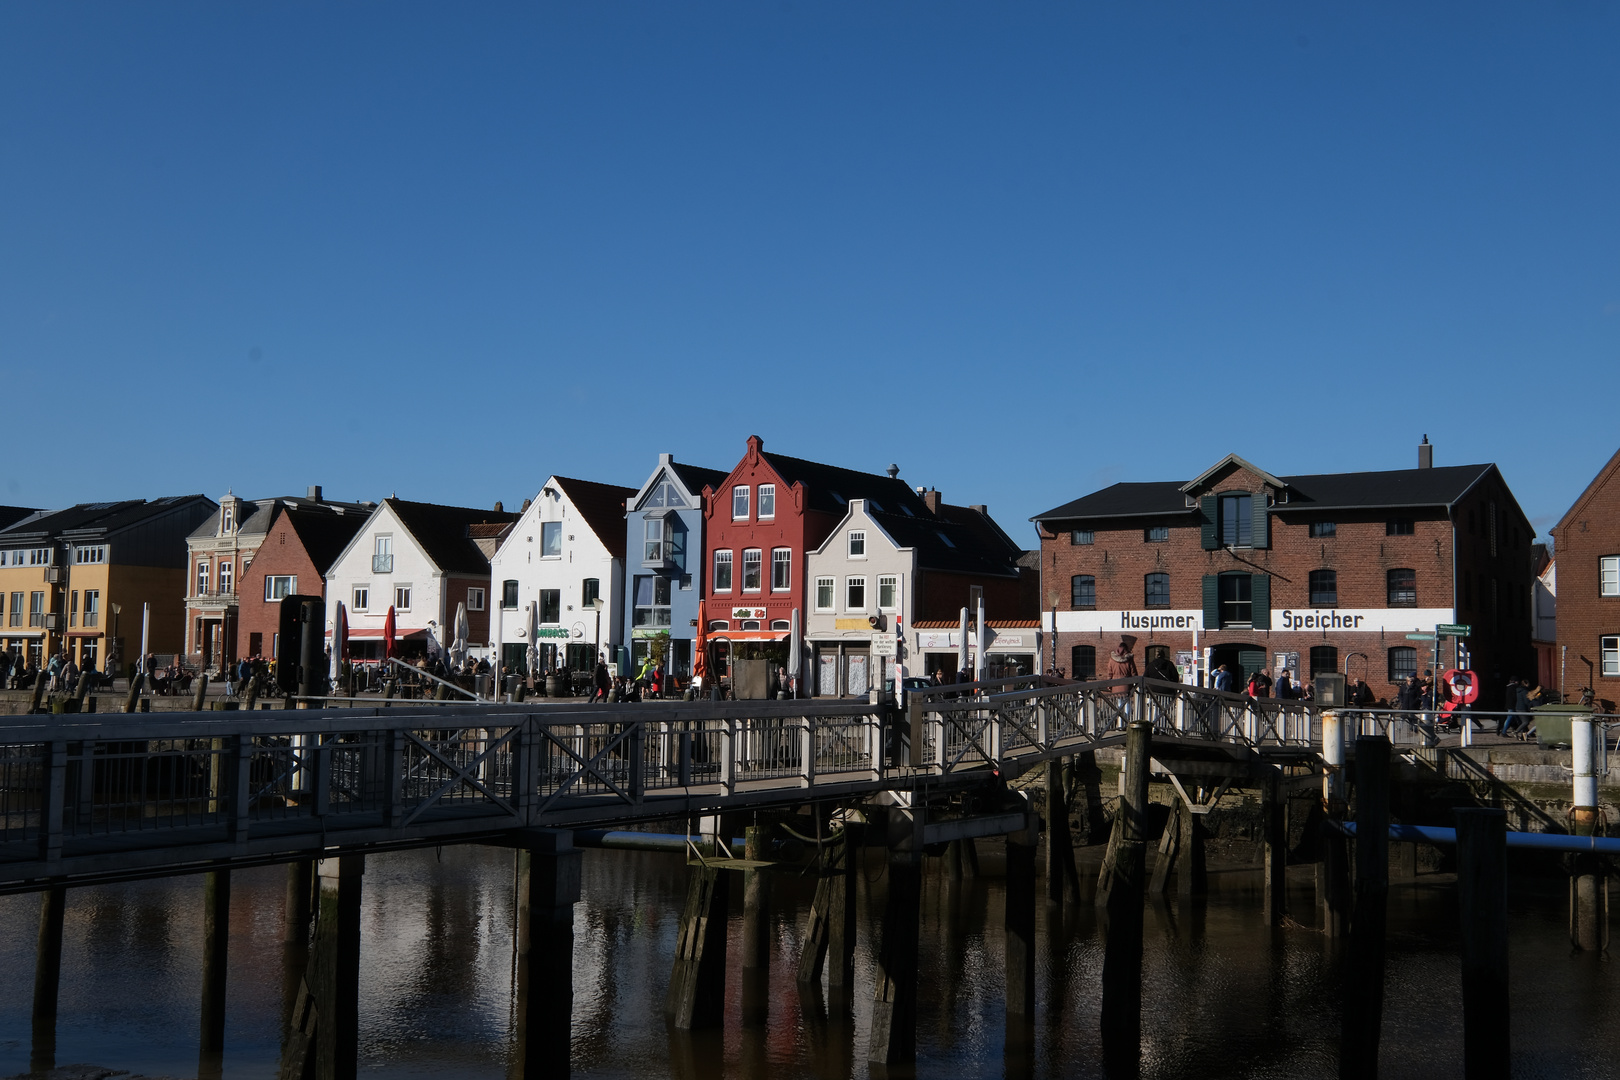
[275,506,370,578]
[868,509,1020,579]
[189,495,372,540]
[757,451,934,518]
[0,506,41,531]
[387,499,520,575]
[1034,464,1498,523]
[667,461,730,499]
[934,502,1024,560]
[554,477,638,561]
[1,498,212,541]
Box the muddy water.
[0,843,1616,1079]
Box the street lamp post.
[592,598,606,667]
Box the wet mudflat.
[1,842,1616,1079]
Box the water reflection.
[0,844,1616,1078]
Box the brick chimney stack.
[922,489,942,514]
[1418,435,1433,469]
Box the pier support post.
[798,817,858,992]
[1262,768,1287,927]
[296,855,363,1080]
[1100,720,1150,1076]
[1045,758,1080,905]
[200,870,232,1066]
[1340,736,1390,1079]
[1177,798,1207,901]
[1569,715,1606,953]
[1319,711,1350,937]
[515,834,583,1080]
[1005,803,1037,1016]
[286,860,314,946]
[1455,808,1509,1080]
[666,859,729,1030]
[869,807,922,1066]
[31,884,67,1073]
[741,824,772,1026]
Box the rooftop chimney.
[521,497,532,512]
[886,464,900,479]
[307,485,322,501]
[1418,435,1433,470]
[493,500,504,513]
[922,488,942,515]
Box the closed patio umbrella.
[384,605,397,661]
[958,606,969,680]
[525,601,540,678]
[789,608,801,698]
[692,600,708,687]
[449,602,469,671]
[331,602,348,685]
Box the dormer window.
[221,505,234,533]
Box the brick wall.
[1553,449,1620,710]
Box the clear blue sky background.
[3,3,1616,546]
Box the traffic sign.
[1437,623,1472,636]
[1405,633,1436,641]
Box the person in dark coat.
[1274,669,1293,700]
[592,659,611,703]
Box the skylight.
[936,532,955,548]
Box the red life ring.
[1442,668,1480,705]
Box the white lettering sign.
[1047,608,1457,635]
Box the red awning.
[339,627,429,640]
[67,631,104,639]
[711,631,789,642]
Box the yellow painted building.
[0,497,215,676]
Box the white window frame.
[540,521,563,558]
[1601,556,1619,598]
[742,549,763,593]
[394,585,413,611]
[815,576,835,612]
[733,485,751,521]
[196,562,210,597]
[878,574,898,612]
[82,589,99,628]
[846,575,867,612]
[467,587,485,611]
[848,530,866,558]
[265,575,296,602]
[713,549,733,592]
[74,545,107,565]
[352,585,369,612]
[1603,635,1620,679]
[218,560,233,596]
[644,517,665,562]
[758,484,775,519]
[771,548,791,592]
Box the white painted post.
[139,603,150,674]
[720,717,735,795]
[1573,716,1598,810]
[1321,710,1344,807]
[1175,692,1187,734]
[800,715,813,785]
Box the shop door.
[846,653,869,697]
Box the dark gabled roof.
[1034,464,1499,524]
[667,461,730,500]
[190,494,371,540]
[386,498,520,576]
[1,497,212,541]
[274,505,370,577]
[934,502,1024,560]
[755,450,934,518]
[867,509,1021,579]
[0,506,38,532]
[553,477,638,560]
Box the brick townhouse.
[1550,445,1620,710]
[1033,442,1534,706]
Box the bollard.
[123,672,145,714]
[191,673,209,712]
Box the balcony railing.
[373,554,394,573]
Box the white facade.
[804,500,915,696]
[324,501,455,646]
[489,477,625,670]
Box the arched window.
[1309,570,1337,606]
[1071,645,1096,680]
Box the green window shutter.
[1251,573,1271,629]
[1202,575,1220,629]
[1200,495,1218,550]
[1251,491,1270,549]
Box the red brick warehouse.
[1032,440,1535,707]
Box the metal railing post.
[1036,699,1049,749]
[229,734,252,843]
[1176,692,1187,734]
[41,740,67,863]
[628,721,645,804]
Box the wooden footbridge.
[0,677,1355,1079]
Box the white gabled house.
[488,475,637,677]
[322,498,519,661]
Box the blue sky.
[3,3,1616,545]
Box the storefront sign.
[731,607,767,620]
[1049,608,1457,634]
[834,617,872,630]
[988,634,1026,648]
[533,627,571,639]
[917,632,958,649]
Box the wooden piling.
[123,672,145,713]
[30,671,48,714]
[1099,720,1151,1076]
[741,824,771,1026]
[1319,819,1351,938]
[31,884,66,1073]
[1005,812,1037,1016]
[191,673,210,712]
[1148,801,1181,896]
[1455,808,1509,1080]
[1072,749,1107,844]
[286,860,314,946]
[306,855,364,1080]
[1177,798,1207,901]
[1045,758,1080,905]
[200,870,232,1057]
[514,837,583,1080]
[1263,769,1287,927]
[868,844,922,1065]
[1339,736,1390,1080]
[666,861,729,1029]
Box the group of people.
[0,648,108,693]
